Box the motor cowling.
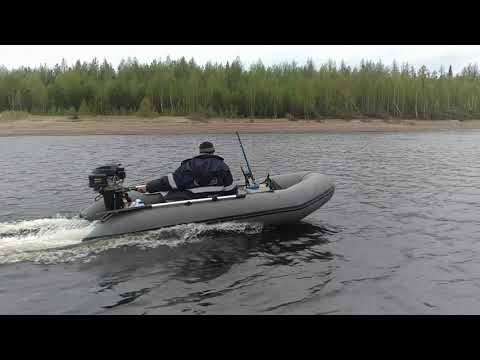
[88,164,127,211]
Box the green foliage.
[66,106,76,115]
[136,97,155,117]
[78,99,91,115]
[0,110,30,120]
[0,57,480,120]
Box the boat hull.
[80,172,334,241]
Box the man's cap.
[199,141,215,153]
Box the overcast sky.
[1,45,479,73]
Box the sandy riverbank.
[1,115,480,136]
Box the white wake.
[0,217,262,264]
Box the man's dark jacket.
[146,154,236,199]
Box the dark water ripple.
[0,131,480,314]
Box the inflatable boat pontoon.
[80,170,335,241]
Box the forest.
[1,56,480,120]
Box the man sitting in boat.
[136,141,237,201]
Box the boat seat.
[130,184,241,205]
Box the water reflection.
[88,222,338,312]
[254,223,339,266]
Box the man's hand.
[136,185,147,193]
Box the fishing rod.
[236,131,259,189]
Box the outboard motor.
[88,164,127,211]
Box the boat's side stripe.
[202,186,335,224]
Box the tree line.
[1,56,480,120]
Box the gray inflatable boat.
[80,171,335,241]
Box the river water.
[0,131,479,314]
